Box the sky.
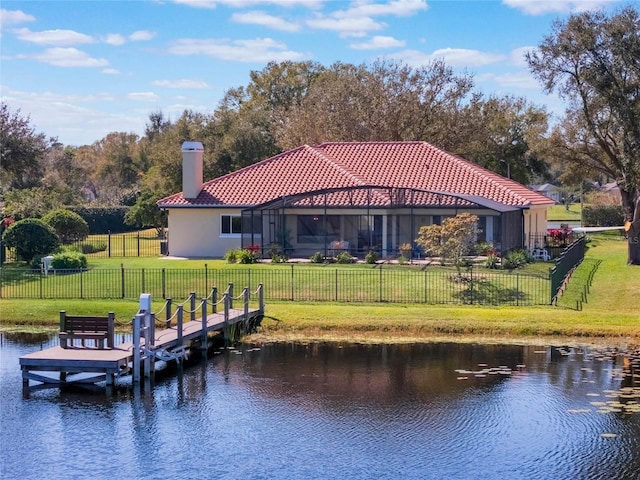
[0,0,627,147]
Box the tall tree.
[527,6,640,263]
[0,103,52,190]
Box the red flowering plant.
[1,217,15,234]
[245,244,261,254]
[547,225,573,247]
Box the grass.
[1,233,638,346]
[548,203,582,222]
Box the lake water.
[2,335,640,480]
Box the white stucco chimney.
[182,141,203,199]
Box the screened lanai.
[240,185,525,259]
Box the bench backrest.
[62,316,110,332]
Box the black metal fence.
[1,230,165,263]
[0,265,551,306]
[550,236,586,303]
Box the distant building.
[529,183,562,204]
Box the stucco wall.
[167,208,242,258]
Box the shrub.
[1,218,60,263]
[310,252,324,263]
[397,254,409,265]
[582,205,624,227]
[51,251,88,270]
[484,253,500,269]
[365,250,379,264]
[224,249,240,263]
[42,209,89,244]
[239,249,259,264]
[336,251,354,264]
[502,249,532,270]
[80,241,107,254]
[268,243,289,263]
[475,241,494,255]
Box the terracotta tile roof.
[157,141,554,209]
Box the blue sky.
[0,0,625,147]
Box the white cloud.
[169,37,307,62]
[231,11,301,32]
[11,27,95,46]
[103,33,126,46]
[306,14,386,38]
[502,0,618,15]
[478,72,541,90]
[0,9,35,27]
[173,0,323,8]
[127,91,161,102]
[129,30,156,41]
[152,79,211,89]
[102,68,121,75]
[32,47,109,67]
[350,35,405,50]
[0,87,139,146]
[340,0,428,18]
[510,46,536,67]
[392,48,505,68]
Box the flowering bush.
[547,226,573,246]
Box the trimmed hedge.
[582,205,624,227]
[69,206,137,234]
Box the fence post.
[122,234,126,258]
[201,298,207,349]
[469,265,474,305]
[190,292,196,321]
[108,231,112,258]
[205,264,208,292]
[211,286,218,313]
[80,268,83,299]
[133,313,141,383]
[258,283,264,315]
[243,287,249,324]
[121,263,125,299]
[379,263,383,303]
[291,264,294,301]
[162,268,166,299]
[137,231,140,257]
[141,268,145,293]
[166,298,172,328]
[177,305,183,347]
[335,269,338,302]
[516,272,520,306]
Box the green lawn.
[548,203,582,222]
[1,233,637,346]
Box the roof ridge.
[441,150,539,206]
[310,144,370,187]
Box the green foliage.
[80,241,107,254]
[224,249,241,263]
[502,249,532,270]
[51,251,87,270]
[70,206,135,234]
[42,209,89,244]
[336,251,354,264]
[238,249,259,264]
[484,253,500,269]
[310,252,324,263]
[268,243,289,263]
[416,213,479,271]
[0,103,49,190]
[1,218,60,263]
[124,189,166,229]
[475,241,494,255]
[582,205,624,227]
[365,250,379,264]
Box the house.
[529,183,562,204]
[157,141,554,258]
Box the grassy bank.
[1,233,637,346]
[548,203,581,222]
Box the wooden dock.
[20,284,264,391]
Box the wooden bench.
[59,311,115,349]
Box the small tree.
[415,213,479,272]
[2,218,60,263]
[42,208,89,244]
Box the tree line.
[1,7,638,261]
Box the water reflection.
[2,338,640,480]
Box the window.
[297,215,340,243]
[221,215,242,236]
